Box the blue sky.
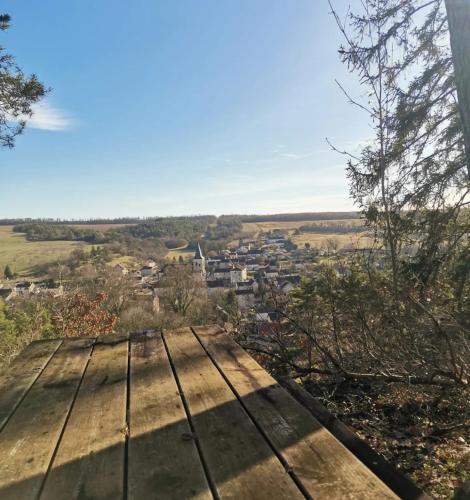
[1,0,370,218]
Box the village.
[113,232,341,325]
[0,226,378,329]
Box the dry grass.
[165,248,193,262]
[241,218,372,250]
[108,255,138,267]
[242,218,363,233]
[292,232,375,250]
[0,226,90,278]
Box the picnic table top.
[0,325,399,499]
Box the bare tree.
[158,266,204,316]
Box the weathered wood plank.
[128,331,211,500]
[0,339,63,432]
[40,334,129,500]
[193,326,398,500]
[279,377,429,500]
[163,327,303,500]
[0,338,93,500]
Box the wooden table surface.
[0,326,398,499]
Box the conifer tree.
[329,0,469,292]
[3,265,13,280]
[0,14,47,148]
[445,0,470,167]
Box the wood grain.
[164,327,303,500]
[194,325,398,500]
[0,338,93,500]
[40,334,129,500]
[128,331,211,500]
[0,339,63,431]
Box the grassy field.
[165,247,193,261]
[241,218,372,250]
[292,232,375,250]
[0,226,90,278]
[108,255,138,267]
[242,218,364,233]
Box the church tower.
[193,242,206,275]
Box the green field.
[165,247,193,261]
[0,226,90,278]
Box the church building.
[193,243,206,276]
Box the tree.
[53,292,117,337]
[3,264,13,280]
[159,266,204,316]
[0,299,16,364]
[329,0,468,293]
[0,297,54,365]
[220,289,240,325]
[257,1,470,390]
[445,0,470,168]
[0,14,47,148]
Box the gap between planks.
[0,339,64,433]
[163,327,304,500]
[191,325,398,500]
[190,326,312,500]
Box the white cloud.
[27,101,76,131]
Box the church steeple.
[193,242,206,275]
[194,242,204,260]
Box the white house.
[230,266,247,284]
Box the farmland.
[0,226,90,277]
[241,218,373,250]
[165,247,193,261]
[242,218,364,233]
[291,232,375,250]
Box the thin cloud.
[280,152,303,159]
[27,101,76,131]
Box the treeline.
[13,224,109,243]
[1,212,360,226]
[239,212,359,222]
[205,216,243,240]
[13,216,219,244]
[120,215,216,241]
[1,217,142,226]
[1,216,198,226]
[298,221,364,234]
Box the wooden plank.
[279,378,429,500]
[128,331,211,500]
[0,339,63,432]
[163,327,304,500]
[0,338,93,500]
[40,334,129,500]
[193,326,398,500]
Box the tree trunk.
[445,0,470,172]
